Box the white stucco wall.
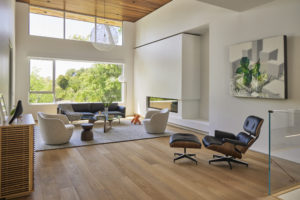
[209,0,300,154]
[0,0,15,111]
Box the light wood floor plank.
[14,125,300,200]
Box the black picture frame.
[229,35,287,99]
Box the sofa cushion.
[108,103,119,111]
[72,104,91,112]
[90,103,104,113]
[78,112,94,116]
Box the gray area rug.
[35,119,174,151]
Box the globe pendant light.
[92,0,115,51]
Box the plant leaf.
[240,57,250,68]
[236,67,243,74]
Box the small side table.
[81,123,94,141]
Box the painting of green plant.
[229,36,286,99]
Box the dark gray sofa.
[57,103,126,122]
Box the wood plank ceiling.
[16,0,172,22]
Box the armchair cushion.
[37,112,74,145]
[202,115,264,163]
[236,132,253,146]
[243,115,264,136]
[202,136,223,147]
[143,109,169,134]
[145,110,160,119]
[65,124,75,130]
[215,130,236,139]
[44,113,70,124]
[222,138,248,146]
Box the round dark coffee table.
[81,123,94,141]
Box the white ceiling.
[195,0,275,11]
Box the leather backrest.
[243,115,264,137]
[90,103,104,113]
[108,103,119,111]
[236,132,252,145]
[72,103,91,112]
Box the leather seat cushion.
[78,112,94,116]
[107,111,124,116]
[202,135,223,147]
[169,133,202,148]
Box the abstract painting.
[229,35,287,99]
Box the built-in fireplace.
[147,96,178,113]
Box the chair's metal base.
[173,148,197,164]
[209,155,248,169]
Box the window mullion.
[95,17,97,42]
[63,11,66,39]
[30,91,53,94]
[53,60,56,103]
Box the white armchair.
[37,112,74,145]
[143,108,169,134]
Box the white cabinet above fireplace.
[134,33,201,119]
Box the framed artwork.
[229,35,287,99]
[0,94,8,122]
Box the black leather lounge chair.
[202,115,264,169]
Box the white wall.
[134,34,201,120]
[0,0,15,110]
[134,0,231,127]
[134,0,300,154]
[135,0,232,47]
[134,34,182,116]
[209,0,300,154]
[199,31,209,120]
[15,2,135,119]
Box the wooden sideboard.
[0,114,35,199]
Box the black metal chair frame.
[173,147,198,164]
[209,155,248,169]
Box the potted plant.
[100,92,116,114]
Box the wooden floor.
[15,126,300,200]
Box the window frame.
[28,6,123,46]
[28,7,64,39]
[29,58,55,104]
[28,57,124,105]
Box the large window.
[65,13,95,42]
[30,60,54,103]
[95,18,122,45]
[29,59,123,104]
[29,6,123,45]
[29,7,64,39]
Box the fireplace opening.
[147,96,178,113]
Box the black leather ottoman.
[169,133,202,164]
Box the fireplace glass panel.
[147,97,178,113]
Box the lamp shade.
[92,42,114,51]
